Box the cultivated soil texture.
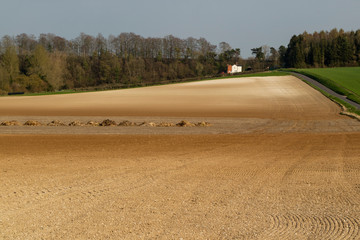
[1,76,360,239]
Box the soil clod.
[99,119,117,126]
[85,121,100,126]
[196,121,211,127]
[139,122,157,127]
[69,121,84,126]
[176,120,195,127]
[0,120,22,126]
[118,120,137,126]
[24,120,42,126]
[157,122,175,127]
[47,120,66,126]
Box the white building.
[227,64,242,74]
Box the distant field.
[0,71,290,97]
[0,76,341,120]
[293,67,360,104]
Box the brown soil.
[1,133,360,239]
[1,76,360,239]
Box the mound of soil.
[100,119,117,126]
[0,120,22,126]
[157,122,175,127]
[176,120,195,127]
[118,120,137,126]
[85,121,100,126]
[47,120,66,126]
[69,121,84,126]
[1,119,212,128]
[195,121,211,127]
[139,122,157,127]
[24,120,42,126]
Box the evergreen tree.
[283,29,360,67]
[278,45,287,67]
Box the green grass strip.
[289,68,360,105]
[292,73,360,116]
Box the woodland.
[0,28,359,94]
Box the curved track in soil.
[1,134,360,239]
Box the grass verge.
[289,68,360,105]
[22,90,79,96]
[293,74,360,119]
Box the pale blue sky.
[1,0,359,57]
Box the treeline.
[0,33,241,94]
[281,29,360,68]
[2,29,359,94]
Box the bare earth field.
[1,76,360,239]
[0,76,347,119]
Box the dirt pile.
[118,120,137,126]
[176,120,195,127]
[24,120,42,126]
[0,120,22,126]
[0,119,212,128]
[157,122,175,127]
[195,121,211,127]
[69,121,84,126]
[99,119,117,126]
[139,122,157,127]
[47,120,66,126]
[85,121,100,126]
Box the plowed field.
[0,76,345,119]
[1,76,360,239]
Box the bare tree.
[95,33,107,55]
[219,42,232,54]
[16,33,37,54]
[262,45,270,60]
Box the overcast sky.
[1,0,360,57]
